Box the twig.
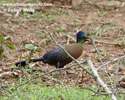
[54,5,72,8]
[44,76,63,85]
[87,59,117,100]
[90,36,103,64]
[97,55,125,70]
[83,87,125,96]
[90,36,117,97]
[64,34,122,46]
[95,40,122,46]
[27,50,34,65]
[113,60,121,97]
[0,71,18,78]
[0,11,12,17]
[67,22,111,27]
[84,0,125,8]
[66,34,76,42]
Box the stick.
[97,55,125,70]
[87,59,117,100]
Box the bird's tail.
[15,57,44,67]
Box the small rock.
[90,49,96,53]
[120,82,125,88]
[72,0,83,8]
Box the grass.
[1,77,124,100]
[97,10,108,17]
[55,25,67,32]
[35,30,45,35]
[91,26,103,37]
[100,48,107,57]
[59,8,70,16]
[0,34,16,60]
[0,84,108,100]
[23,12,55,23]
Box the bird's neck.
[76,42,84,47]
[76,38,85,44]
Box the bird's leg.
[57,62,60,69]
[57,62,63,77]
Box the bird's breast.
[65,43,83,59]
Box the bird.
[15,31,89,68]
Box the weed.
[97,10,108,17]
[123,61,125,67]
[118,26,125,35]
[11,18,20,24]
[1,81,124,100]
[51,72,58,76]
[27,17,41,22]
[35,30,45,35]
[59,8,70,16]
[55,25,66,32]
[0,34,16,60]
[24,12,55,23]
[92,26,103,37]
[121,37,125,48]
[25,44,40,60]
[100,49,107,56]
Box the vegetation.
[0,79,113,100]
[0,34,16,60]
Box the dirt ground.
[0,0,125,93]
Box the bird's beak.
[85,37,89,41]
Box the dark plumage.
[15,31,89,68]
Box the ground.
[0,0,125,98]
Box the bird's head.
[76,31,89,43]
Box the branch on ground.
[87,59,117,100]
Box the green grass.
[91,26,103,37]
[23,12,55,23]
[1,84,110,100]
[1,77,124,100]
[55,25,67,32]
[59,8,70,16]
[97,10,108,17]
